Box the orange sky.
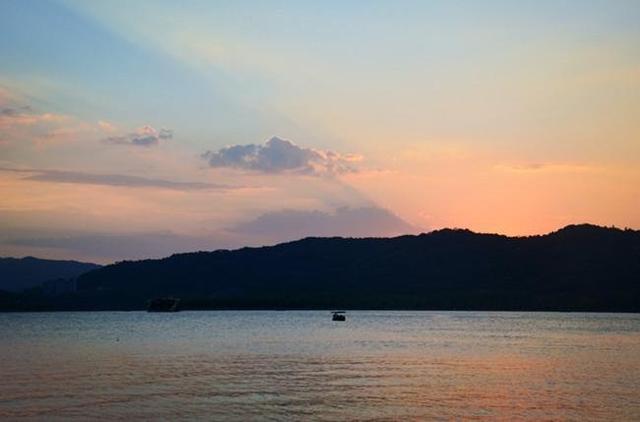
[1,1,639,262]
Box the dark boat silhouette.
[332,311,346,321]
[147,297,180,312]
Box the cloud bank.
[2,207,418,263]
[4,231,233,263]
[1,168,228,191]
[0,105,67,129]
[232,206,418,241]
[1,106,32,117]
[202,136,361,176]
[102,125,173,147]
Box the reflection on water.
[1,311,639,420]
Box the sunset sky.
[1,0,639,263]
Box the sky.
[1,0,639,263]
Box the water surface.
[1,311,639,420]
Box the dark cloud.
[1,108,19,117]
[231,206,419,242]
[1,106,32,117]
[202,136,361,176]
[0,168,230,191]
[102,125,173,147]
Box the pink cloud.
[98,120,117,132]
[0,107,68,129]
[102,125,173,147]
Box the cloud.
[3,231,234,263]
[1,106,31,117]
[0,98,89,147]
[202,136,362,176]
[0,105,67,129]
[231,206,419,242]
[495,162,597,173]
[0,207,418,263]
[98,120,117,132]
[102,125,173,147]
[0,168,230,191]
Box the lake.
[1,311,639,420]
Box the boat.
[147,297,181,312]
[331,311,346,321]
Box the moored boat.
[331,311,346,321]
[147,297,181,312]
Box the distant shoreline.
[2,224,639,313]
[2,307,640,314]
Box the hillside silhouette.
[0,256,100,292]
[2,224,639,312]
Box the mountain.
[0,257,101,292]
[2,224,639,312]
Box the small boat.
[147,297,181,312]
[331,311,346,321]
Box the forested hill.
[0,256,100,292]
[3,224,640,311]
